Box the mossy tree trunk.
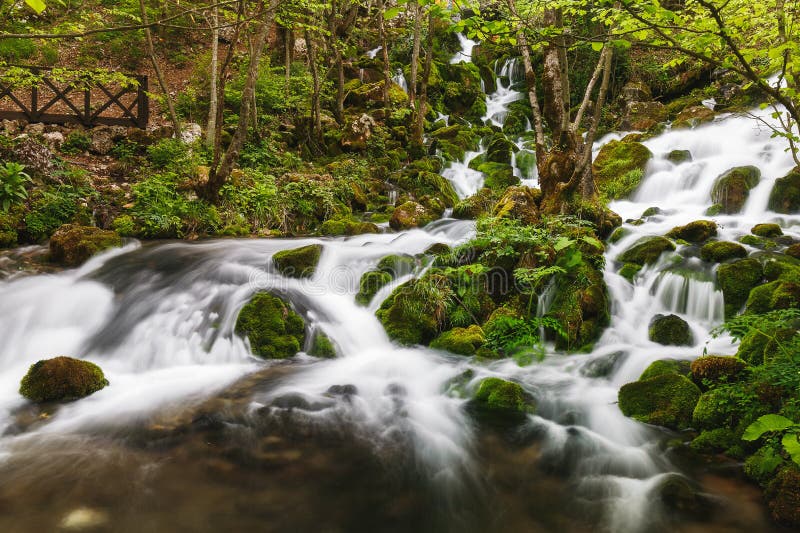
[412,9,435,148]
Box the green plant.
[61,131,92,155]
[0,162,31,211]
[484,314,566,365]
[23,185,88,241]
[743,414,800,466]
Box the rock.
[430,325,485,355]
[667,149,692,164]
[10,135,56,178]
[700,241,747,263]
[623,101,667,130]
[689,355,746,389]
[618,373,701,430]
[376,278,439,345]
[619,263,642,282]
[19,357,108,402]
[470,377,534,421]
[666,220,717,243]
[42,131,65,150]
[592,140,653,199]
[639,358,692,381]
[673,105,715,128]
[786,243,800,259]
[649,314,693,346]
[751,223,783,238]
[389,201,435,230]
[235,293,305,359]
[717,257,763,317]
[377,254,416,277]
[180,123,203,144]
[477,161,518,191]
[24,123,46,136]
[355,270,392,306]
[341,113,377,151]
[766,466,800,527]
[641,207,662,217]
[608,227,630,244]
[618,236,676,266]
[622,81,652,102]
[746,280,800,314]
[49,224,122,267]
[60,506,110,531]
[272,244,322,278]
[579,351,625,378]
[654,474,711,519]
[308,330,336,358]
[768,167,800,214]
[485,132,515,165]
[692,387,745,429]
[491,185,541,225]
[710,166,761,214]
[548,263,610,351]
[90,126,116,155]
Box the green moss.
[736,329,772,365]
[19,356,108,402]
[377,254,417,277]
[710,166,761,214]
[235,293,305,359]
[717,258,763,317]
[392,169,459,208]
[485,133,515,165]
[476,162,519,191]
[491,185,541,225]
[592,140,652,199]
[765,466,800,527]
[430,325,485,355]
[639,358,692,381]
[619,262,642,282]
[649,314,693,346]
[308,330,336,358]
[690,355,747,389]
[744,445,785,484]
[49,224,122,267]
[547,263,610,351]
[273,244,322,278]
[389,201,436,230]
[608,227,630,244]
[767,166,800,214]
[751,223,783,238]
[690,428,739,454]
[375,279,439,345]
[619,236,676,266]
[692,386,746,429]
[700,241,747,263]
[672,105,715,129]
[618,373,701,430]
[453,188,497,220]
[665,220,717,243]
[667,150,693,164]
[356,270,392,306]
[471,377,533,419]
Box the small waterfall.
[440,146,486,198]
[450,34,477,64]
[483,58,524,127]
[392,68,408,93]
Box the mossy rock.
[547,263,610,351]
[392,169,459,208]
[736,328,778,366]
[273,244,322,279]
[672,105,715,129]
[49,224,122,267]
[766,466,800,527]
[476,161,519,191]
[608,227,630,244]
[667,150,692,164]
[430,325,485,355]
[377,254,416,277]
[639,358,692,381]
[453,188,497,219]
[235,293,305,359]
[355,270,392,306]
[649,314,693,346]
[692,386,752,429]
[700,241,747,263]
[767,166,800,214]
[470,377,534,421]
[717,258,763,317]
[618,373,701,430]
[592,140,652,199]
[744,445,785,485]
[618,236,676,266]
[375,279,439,345]
[641,207,662,218]
[705,204,724,216]
[319,218,379,236]
[710,166,761,214]
[746,280,800,314]
[689,355,746,389]
[308,330,336,358]
[751,223,783,238]
[485,132,515,165]
[738,234,774,249]
[389,201,436,230]
[619,262,642,282]
[690,427,739,454]
[491,185,541,225]
[19,356,108,403]
[665,220,717,243]
[786,243,800,259]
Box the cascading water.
[483,58,525,127]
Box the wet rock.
[272,244,322,278]
[700,241,747,263]
[548,263,611,351]
[326,384,358,396]
[751,223,783,238]
[376,254,416,277]
[689,355,746,390]
[452,188,497,220]
[60,506,110,531]
[430,325,485,356]
[640,358,692,381]
[19,356,109,403]
[667,149,692,164]
[666,220,717,243]
[355,270,392,306]
[641,206,662,217]
[341,113,377,151]
[180,122,203,144]
[592,140,653,199]
[654,473,713,519]
[579,351,625,378]
[672,105,715,129]
[235,293,305,359]
[469,377,534,422]
[619,262,642,282]
[786,243,800,259]
[49,224,122,267]
[376,278,439,345]
[618,236,676,266]
[710,166,761,214]
[649,314,693,346]
[389,201,435,230]
[746,280,800,314]
[492,185,541,225]
[618,373,701,430]
[766,466,800,527]
[717,257,763,317]
[767,166,800,214]
[308,330,336,358]
[485,132,515,165]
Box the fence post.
[30,67,39,122]
[137,75,149,129]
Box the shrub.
[61,131,92,155]
[0,162,31,211]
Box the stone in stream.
[618,372,701,430]
[665,220,717,243]
[689,355,747,390]
[19,356,109,403]
[389,201,436,230]
[49,224,122,267]
[272,244,322,278]
[649,314,693,346]
[355,270,392,306]
[700,241,747,263]
[716,257,764,317]
[60,507,110,531]
[710,165,761,214]
[235,292,305,359]
[618,236,676,266]
[469,377,534,423]
[751,223,783,238]
[767,166,800,214]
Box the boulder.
[623,101,667,130]
[700,241,747,263]
[377,254,416,277]
[592,140,653,199]
[649,314,693,346]
[355,270,392,306]
[235,293,305,359]
[341,113,377,151]
[667,150,692,165]
[717,258,763,317]
[618,373,701,430]
[308,330,336,358]
[485,132,515,165]
[639,358,692,381]
[618,236,676,266]
[389,201,436,230]
[272,244,323,278]
[476,161,518,191]
[751,223,783,238]
[470,377,534,421]
[376,278,439,345]
[430,325,485,355]
[766,467,800,528]
[49,224,122,267]
[666,220,717,243]
[453,188,497,219]
[746,280,800,314]
[689,355,746,389]
[767,167,800,214]
[491,186,541,225]
[19,356,108,402]
[710,166,761,214]
[672,105,715,129]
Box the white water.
[450,34,477,64]
[392,68,408,93]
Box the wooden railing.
[0,66,149,129]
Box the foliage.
[743,414,800,466]
[24,185,89,241]
[60,131,92,155]
[712,308,800,360]
[483,313,566,365]
[130,172,219,238]
[0,162,31,211]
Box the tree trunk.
[408,0,421,108]
[377,0,391,105]
[306,28,323,146]
[205,5,219,148]
[412,9,434,146]
[138,0,181,137]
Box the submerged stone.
[717,258,763,317]
[710,166,760,214]
[665,220,717,243]
[235,293,305,359]
[470,377,534,421]
[273,244,323,279]
[592,140,652,199]
[700,241,747,263]
[618,236,676,266]
[430,325,485,355]
[19,356,108,402]
[767,167,800,214]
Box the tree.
[617,0,800,165]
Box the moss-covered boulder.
[592,140,653,199]
[476,161,519,191]
[452,188,496,220]
[485,133,515,165]
[751,223,783,238]
[717,258,763,317]
[619,262,642,282]
[639,358,692,381]
[700,241,747,263]
[692,387,748,429]
[665,220,717,243]
[376,279,439,345]
[710,166,761,214]
[430,325,485,355]
[392,169,459,208]
[618,236,676,266]
[672,105,715,129]
[649,314,693,346]
[746,280,800,314]
[377,254,416,277]
[355,270,392,306]
[49,224,122,267]
[273,244,322,279]
[690,427,740,455]
[470,377,534,421]
[689,355,746,389]
[319,218,379,236]
[491,186,541,225]
[308,330,336,358]
[767,167,800,214]
[547,263,610,351]
[618,373,701,430]
[667,150,693,165]
[389,201,436,230]
[19,356,108,402]
[766,466,800,528]
[786,243,800,259]
[235,293,305,359]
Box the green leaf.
[25,0,46,14]
[553,237,574,251]
[783,433,800,466]
[591,41,604,52]
[743,414,796,441]
[383,7,402,20]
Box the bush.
[61,131,92,155]
[0,162,31,211]
[24,185,89,242]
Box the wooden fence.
[0,66,149,129]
